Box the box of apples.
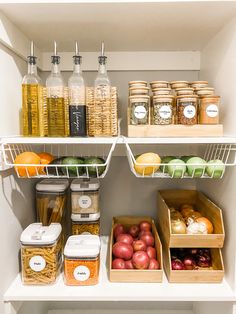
[109,216,163,282]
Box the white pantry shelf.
[4,237,236,303]
[1,136,236,145]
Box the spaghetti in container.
[64,235,101,286]
[20,223,62,285]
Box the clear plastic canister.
[70,179,100,215]
[20,223,62,285]
[64,235,100,286]
[71,213,100,235]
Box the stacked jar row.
[128,80,220,126]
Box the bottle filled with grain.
[22,41,42,136]
[46,41,66,137]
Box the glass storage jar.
[71,213,100,235]
[64,235,100,286]
[176,95,198,125]
[20,223,62,285]
[152,95,174,125]
[36,179,69,239]
[129,95,150,125]
[70,179,100,215]
[199,96,220,124]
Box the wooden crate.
[163,242,224,283]
[109,216,163,282]
[127,124,223,137]
[157,190,225,248]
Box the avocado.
[62,157,85,176]
[48,157,65,176]
[84,157,106,177]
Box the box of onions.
[109,216,163,282]
[157,190,225,248]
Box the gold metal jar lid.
[176,95,198,101]
[195,87,215,96]
[150,80,169,85]
[191,80,208,86]
[129,80,147,86]
[170,81,189,89]
[153,95,174,102]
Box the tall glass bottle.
[22,41,42,136]
[94,42,111,136]
[68,42,86,136]
[46,41,66,137]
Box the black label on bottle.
[69,105,87,137]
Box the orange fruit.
[14,152,41,177]
[38,152,55,174]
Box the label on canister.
[78,195,92,209]
[134,105,147,119]
[29,255,46,272]
[206,104,218,118]
[73,265,90,281]
[159,105,172,119]
[183,105,196,119]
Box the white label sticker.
[183,105,196,119]
[73,265,90,281]
[29,256,46,272]
[78,195,92,209]
[134,105,147,119]
[159,105,172,119]
[206,104,218,118]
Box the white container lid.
[64,235,101,258]
[70,179,100,192]
[20,223,62,245]
[71,212,100,222]
[36,179,69,192]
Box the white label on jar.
[78,195,92,209]
[134,105,147,119]
[29,256,46,272]
[73,265,90,281]
[159,105,172,119]
[206,104,218,118]
[183,105,196,119]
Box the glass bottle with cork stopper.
[46,41,66,137]
[94,42,111,136]
[68,42,86,136]
[22,41,42,136]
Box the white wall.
[199,17,236,290]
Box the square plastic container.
[71,213,100,235]
[20,223,62,285]
[70,179,100,214]
[64,235,101,286]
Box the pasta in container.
[20,223,62,285]
[64,235,101,286]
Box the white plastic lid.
[36,179,69,192]
[64,235,101,258]
[71,212,100,222]
[20,223,62,245]
[70,179,100,192]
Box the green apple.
[206,160,225,178]
[160,156,177,173]
[167,159,186,178]
[186,157,206,178]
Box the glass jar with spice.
[70,179,100,215]
[20,223,62,285]
[152,95,174,125]
[176,95,198,125]
[71,213,100,235]
[129,95,150,125]
[199,96,220,124]
[64,235,100,286]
